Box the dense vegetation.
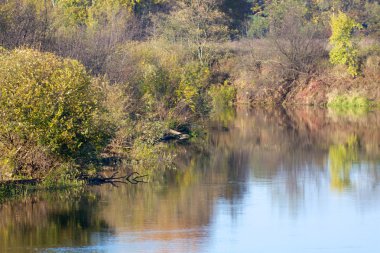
[0,49,113,178]
[0,0,379,183]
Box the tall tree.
[158,0,229,64]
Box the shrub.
[106,40,186,104]
[107,40,212,115]
[0,1,51,49]
[177,63,211,113]
[103,41,213,171]
[0,49,112,177]
[208,82,237,108]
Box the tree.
[268,0,326,75]
[0,1,51,49]
[329,12,362,77]
[156,0,229,65]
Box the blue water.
[2,107,380,253]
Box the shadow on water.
[1,106,380,252]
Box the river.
[1,106,380,253]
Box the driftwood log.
[161,129,190,142]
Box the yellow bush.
[0,49,112,176]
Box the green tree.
[329,12,362,77]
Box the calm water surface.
[1,107,380,253]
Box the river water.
[1,107,380,253]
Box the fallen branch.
[126,172,149,184]
[0,172,149,188]
[84,171,148,186]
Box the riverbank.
[242,69,380,106]
[222,39,380,106]
[1,40,378,200]
[1,0,379,200]
[2,101,379,203]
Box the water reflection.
[328,135,358,191]
[1,107,380,253]
[0,190,112,252]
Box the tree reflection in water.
[1,106,380,252]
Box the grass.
[327,93,376,116]
[328,94,373,108]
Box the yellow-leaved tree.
[329,12,362,77]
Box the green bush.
[0,49,112,177]
[101,40,216,173]
[208,83,237,108]
[177,63,211,113]
[107,40,212,116]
